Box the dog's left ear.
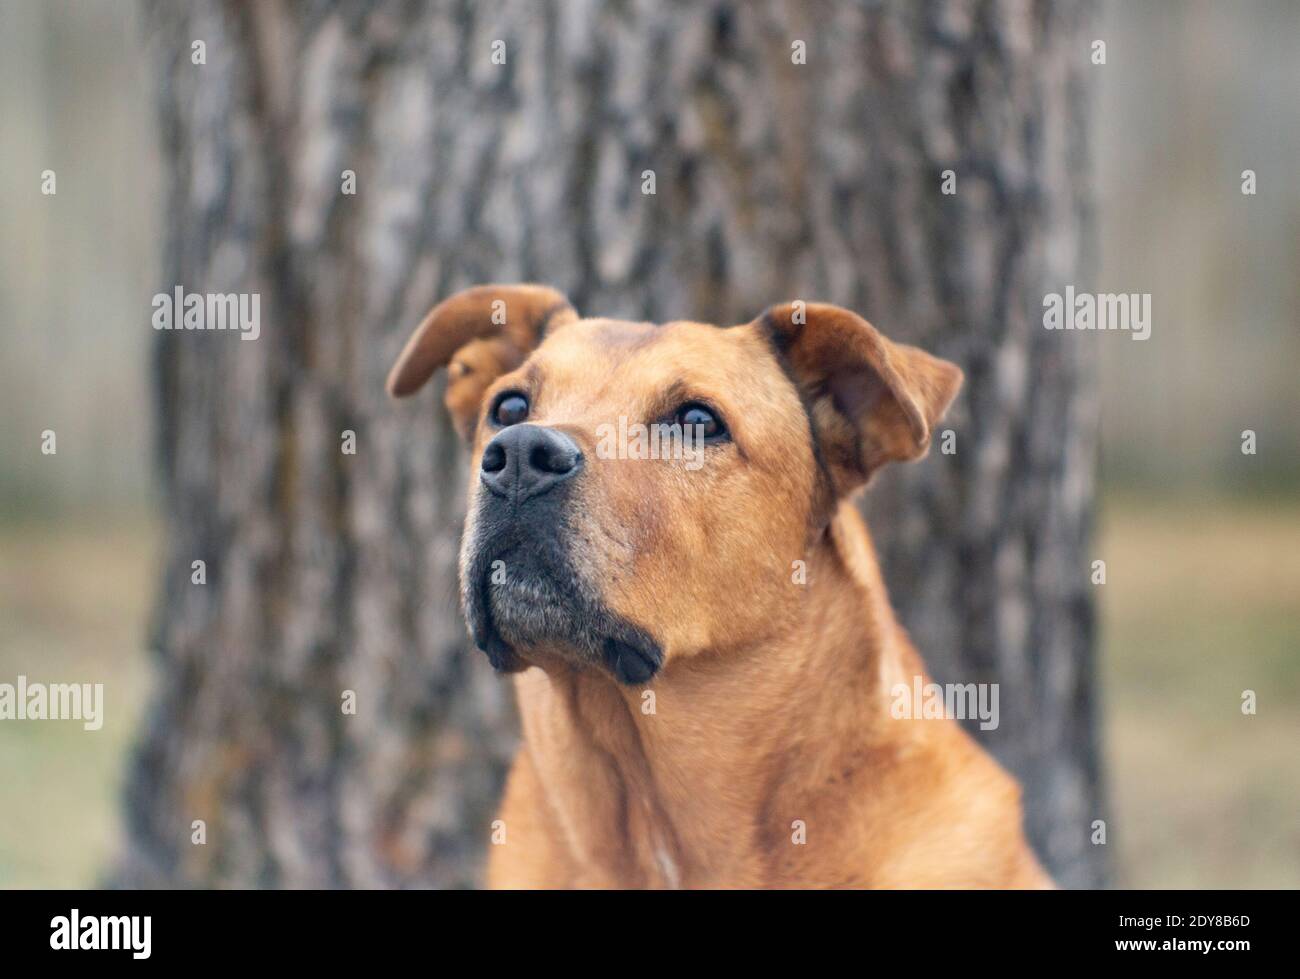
[387,283,578,438]
[754,302,963,496]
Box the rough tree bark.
[118,0,1102,888]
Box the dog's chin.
[463,543,662,686]
[488,578,600,666]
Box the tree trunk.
[118,0,1101,888]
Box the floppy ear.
[755,302,962,497]
[386,284,578,438]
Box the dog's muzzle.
[461,425,662,685]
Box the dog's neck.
[512,502,923,887]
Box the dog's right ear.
[386,284,578,438]
[751,301,963,500]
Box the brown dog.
[388,284,1052,888]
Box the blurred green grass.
[1098,495,1300,887]
[0,496,1296,887]
[0,515,155,888]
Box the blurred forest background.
[1,0,1297,888]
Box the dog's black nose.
[480,424,584,502]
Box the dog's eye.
[492,392,530,427]
[675,402,727,441]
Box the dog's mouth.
[462,533,662,686]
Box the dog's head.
[388,284,961,685]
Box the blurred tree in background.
[114,0,1104,888]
